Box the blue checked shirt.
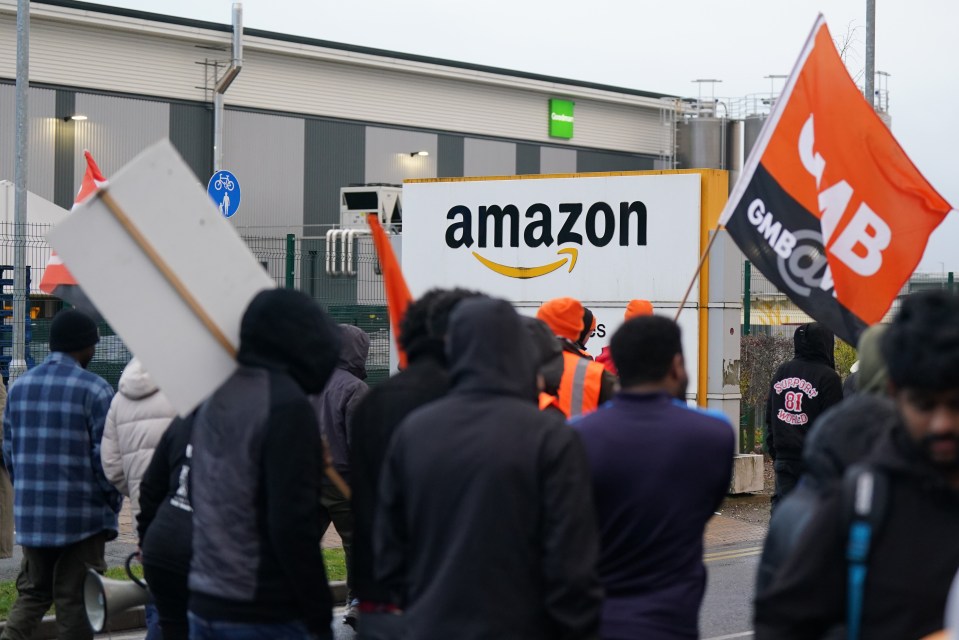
[2,352,121,547]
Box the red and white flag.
[39,150,107,312]
[720,15,953,345]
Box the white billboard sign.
[402,173,706,395]
[402,173,702,305]
[48,140,276,416]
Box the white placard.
[48,139,276,416]
[402,174,701,304]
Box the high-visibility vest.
[557,351,604,419]
[539,392,561,412]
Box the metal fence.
[0,223,390,388]
[738,261,957,453]
[742,260,956,338]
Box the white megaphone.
[84,552,151,633]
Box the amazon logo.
[445,201,647,279]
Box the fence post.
[743,260,751,336]
[949,271,955,294]
[285,234,295,289]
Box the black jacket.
[310,324,369,481]
[754,423,959,639]
[755,394,897,595]
[375,297,602,640]
[188,289,340,637]
[765,323,843,461]
[137,413,195,576]
[350,337,450,604]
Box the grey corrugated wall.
[464,138,516,177]
[73,93,169,190]
[0,84,56,202]
[365,127,437,184]
[169,103,213,182]
[577,150,656,173]
[540,147,577,174]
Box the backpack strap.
[842,464,889,640]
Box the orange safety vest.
[557,351,604,419]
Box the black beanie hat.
[49,310,100,353]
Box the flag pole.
[674,223,722,321]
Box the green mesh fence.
[0,224,391,389]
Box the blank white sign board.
[48,139,275,416]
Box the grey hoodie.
[310,324,370,479]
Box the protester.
[188,289,341,640]
[376,296,602,640]
[1,310,121,640]
[577,306,597,356]
[573,315,734,640]
[350,288,478,639]
[137,413,195,640]
[765,322,843,509]
[754,291,959,640]
[596,299,654,375]
[310,323,369,626]
[537,296,617,418]
[521,315,566,415]
[100,356,176,639]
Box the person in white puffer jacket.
[101,357,177,518]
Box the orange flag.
[40,150,107,306]
[719,16,952,345]
[367,213,413,369]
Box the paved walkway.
[704,514,767,550]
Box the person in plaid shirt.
[1,309,121,640]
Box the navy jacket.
[573,392,735,640]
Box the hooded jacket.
[189,289,340,637]
[350,335,450,606]
[100,358,177,518]
[755,423,959,640]
[755,393,897,596]
[765,322,843,461]
[375,297,602,640]
[310,324,369,480]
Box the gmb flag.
[720,15,953,345]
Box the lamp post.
[11,0,30,382]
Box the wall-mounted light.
[409,150,429,157]
[62,114,88,122]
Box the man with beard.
[572,315,734,640]
[755,291,959,640]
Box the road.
[102,543,762,640]
[701,542,761,639]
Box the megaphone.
[84,552,151,633]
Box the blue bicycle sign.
[208,170,241,218]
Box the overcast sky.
[92,0,959,272]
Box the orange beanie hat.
[537,297,584,342]
[625,299,654,320]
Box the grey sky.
[91,0,959,272]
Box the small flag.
[367,213,413,369]
[720,15,953,345]
[39,150,107,316]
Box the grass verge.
[0,548,347,621]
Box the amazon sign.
[402,172,703,306]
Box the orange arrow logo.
[471,247,578,279]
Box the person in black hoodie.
[188,289,340,640]
[349,288,478,639]
[756,323,894,596]
[310,323,370,624]
[375,296,602,640]
[754,291,959,640]
[765,322,843,509]
[137,413,196,640]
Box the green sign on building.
[549,99,575,139]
